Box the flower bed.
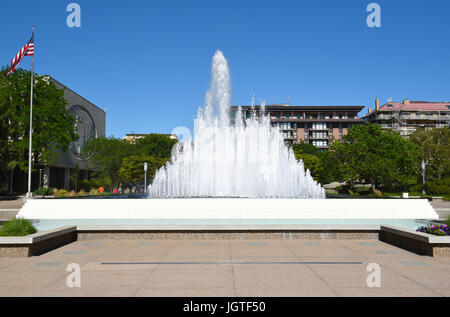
[417,224,449,236]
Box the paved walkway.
[0,239,449,297]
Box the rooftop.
[379,101,450,112]
[231,104,365,111]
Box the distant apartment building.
[124,133,178,144]
[230,104,364,149]
[363,98,450,137]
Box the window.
[286,114,290,119]
[276,114,280,119]
[312,122,327,130]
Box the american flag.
[6,35,34,77]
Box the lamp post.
[421,160,426,195]
[39,168,42,189]
[144,162,148,195]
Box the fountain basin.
[16,198,439,231]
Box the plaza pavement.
[0,238,449,297]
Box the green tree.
[118,155,167,186]
[134,134,178,159]
[69,164,81,192]
[410,127,450,181]
[0,67,78,193]
[292,142,335,184]
[82,137,133,190]
[330,123,420,191]
[294,153,324,183]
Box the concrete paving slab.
[0,238,448,297]
[333,287,442,297]
[135,287,235,297]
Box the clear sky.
[1,0,449,138]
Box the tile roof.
[380,102,450,111]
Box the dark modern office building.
[37,76,106,190]
[230,104,364,149]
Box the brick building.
[230,104,364,149]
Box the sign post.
[144,162,148,195]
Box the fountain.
[17,50,438,231]
[149,50,325,199]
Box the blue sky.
[1,0,449,138]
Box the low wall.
[0,226,77,258]
[77,225,379,240]
[380,226,450,257]
[1,225,449,258]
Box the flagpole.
[26,25,34,198]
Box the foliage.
[417,224,449,236]
[82,134,177,190]
[292,142,334,184]
[118,155,167,185]
[134,134,177,159]
[79,179,91,192]
[54,189,68,197]
[69,164,81,192]
[330,123,420,191]
[0,67,78,189]
[0,218,37,236]
[82,137,133,189]
[424,178,450,195]
[292,142,322,157]
[410,127,450,181]
[373,189,383,197]
[294,153,323,183]
[33,187,54,197]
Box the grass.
[0,218,37,236]
[445,215,450,227]
[383,192,435,198]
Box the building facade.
[38,77,106,190]
[230,104,364,149]
[363,98,450,137]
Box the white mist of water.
[148,50,325,198]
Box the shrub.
[80,179,91,192]
[353,187,371,195]
[373,189,383,197]
[424,178,450,196]
[409,184,423,193]
[34,187,55,197]
[54,189,68,197]
[78,189,87,196]
[0,218,37,236]
[417,224,449,236]
[89,188,99,195]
